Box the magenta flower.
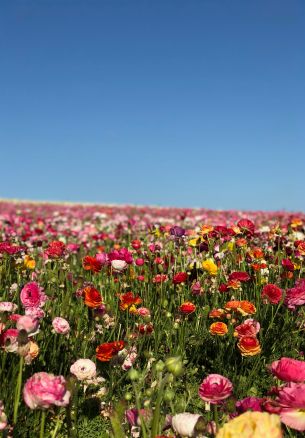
[271,357,305,383]
[236,396,263,413]
[52,317,70,335]
[20,282,47,308]
[198,374,233,404]
[23,372,70,409]
[284,279,305,310]
[277,382,305,409]
[108,247,133,264]
[0,328,19,352]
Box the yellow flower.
[188,237,200,247]
[24,255,36,270]
[216,411,282,438]
[202,259,218,276]
[227,241,235,251]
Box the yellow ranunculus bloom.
[227,241,235,251]
[216,411,282,438]
[202,258,218,276]
[24,255,36,270]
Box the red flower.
[45,241,66,258]
[173,272,188,284]
[96,341,125,362]
[261,284,282,305]
[218,284,229,293]
[119,292,142,311]
[131,239,142,250]
[282,258,294,272]
[229,271,250,282]
[152,274,168,283]
[137,323,154,334]
[83,286,103,308]
[237,219,255,236]
[82,256,102,273]
[179,302,196,314]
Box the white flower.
[70,359,96,381]
[172,412,205,437]
[111,260,127,271]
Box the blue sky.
[1,0,304,211]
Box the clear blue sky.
[1,0,304,211]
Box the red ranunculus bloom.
[82,256,102,273]
[45,241,66,258]
[119,292,142,311]
[229,271,250,282]
[179,302,196,314]
[83,286,103,308]
[96,341,125,362]
[173,272,188,284]
[261,284,282,305]
[237,219,255,236]
[282,258,294,272]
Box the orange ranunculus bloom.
[237,336,261,356]
[238,301,256,316]
[179,302,196,314]
[209,308,225,319]
[209,322,228,336]
[225,301,242,311]
[96,341,125,362]
[83,286,103,308]
[119,292,142,311]
[200,224,214,236]
[227,279,241,290]
[252,247,264,259]
[82,256,102,273]
[236,238,248,247]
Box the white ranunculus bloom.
[111,259,127,271]
[70,359,96,381]
[172,412,206,437]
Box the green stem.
[13,356,24,424]
[213,403,219,432]
[151,373,169,437]
[40,411,46,438]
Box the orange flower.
[179,302,196,314]
[237,336,261,356]
[82,256,102,273]
[200,224,214,236]
[236,238,248,247]
[227,279,241,290]
[225,301,242,311]
[83,286,103,308]
[238,301,256,316]
[209,322,228,336]
[252,247,264,259]
[209,308,225,319]
[119,292,142,311]
[96,341,125,362]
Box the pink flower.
[278,407,305,432]
[25,307,45,320]
[137,307,151,317]
[284,279,305,310]
[0,328,19,352]
[277,382,305,409]
[125,408,152,426]
[23,372,71,409]
[121,346,137,371]
[0,302,17,313]
[16,316,39,335]
[198,374,233,404]
[234,319,260,339]
[108,247,133,264]
[271,357,305,383]
[236,396,263,413]
[20,282,47,308]
[0,401,7,431]
[52,317,70,335]
[95,252,108,265]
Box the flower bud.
[165,356,183,377]
[128,368,140,381]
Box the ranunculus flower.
[0,328,19,352]
[20,282,47,308]
[277,382,305,409]
[173,272,188,284]
[125,408,152,426]
[108,247,133,264]
[209,322,228,336]
[216,411,282,438]
[202,259,218,276]
[95,252,108,265]
[96,341,125,362]
[234,319,260,338]
[270,357,305,383]
[111,259,127,271]
[119,292,142,311]
[281,258,294,271]
[198,374,233,404]
[171,412,204,437]
[16,316,39,335]
[191,281,203,295]
[236,396,263,413]
[261,284,283,305]
[0,302,17,313]
[82,256,102,273]
[229,271,250,282]
[237,336,261,356]
[83,286,102,308]
[179,302,196,314]
[52,317,70,335]
[120,346,137,371]
[23,372,71,409]
[237,219,255,236]
[70,359,96,381]
[238,301,256,316]
[170,226,186,238]
[44,240,66,258]
[284,279,305,310]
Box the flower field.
[1,200,305,437]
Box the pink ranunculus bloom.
[198,374,233,404]
[277,382,305,409]
[236,396,263,413]
[135,258,144,266]
[271,357,305,383]
[234,319,261,339]
[20,282,47,308]
[0,328,19,352]
[25,307,45,320]
[278,407,305,432]
[0,302,18,313]
[95,252,108,265]
[284,279,305,310]
[121,346,137,371]
[52,317,70,335]
[137,307,151,317]
[108,247,133,264]
[125,408,152,426]
[23,372,71,409]
[16,316,39,336]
